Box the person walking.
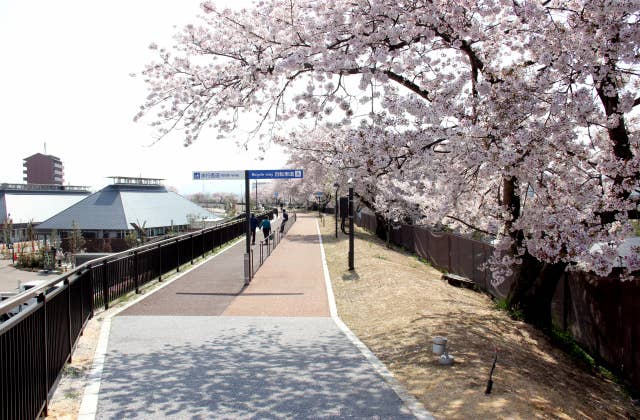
[250,214,259,245]
[280,209,289,233]
[259,217,271,245]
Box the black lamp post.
[348,178,354,271]
[333,182,339,238]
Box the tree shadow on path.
[97,317,416,419]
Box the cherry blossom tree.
[137,0,640,327]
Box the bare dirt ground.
[319,216,639,419]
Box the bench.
[442,273,476,289]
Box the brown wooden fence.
[356,211,640,391]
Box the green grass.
[494,298,524,321]
[63,365,83,378]
[492,299,639,397]
[550,326,597,368]
[549,326,639,398]
[415,255,433,268]
[64,390,80,400]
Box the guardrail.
[251,213,297,276]
[0,212,272,420]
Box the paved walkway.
[84,214,430,419]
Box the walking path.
[80,214,432,419]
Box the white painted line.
[77,237,245,420]
[315,220,435,420]
[77,316,111,419]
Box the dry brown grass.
[320,217,639,419]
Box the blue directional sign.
[247,169,303,180]
[193,170,244,180]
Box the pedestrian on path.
[280,209,289,233]
[259,217,271,244]
[250,214,259,245]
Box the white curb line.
[77,237,245,420]
[316,220,435,420]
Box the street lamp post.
[348,178,354,271]
[333,182,339,239]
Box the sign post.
[244,170,251,285]
[194,169,303,286]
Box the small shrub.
[30,254,42,268]
[63,365,83,378]
[494,298,524,321]
[64,391,80,400]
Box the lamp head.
[347,177,353,184]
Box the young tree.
[130,220,148,243]
[124,230,139,249]
[1,218,12,244]
[137,0,640,327]
[50,228,59,249]
[69,221,85,254]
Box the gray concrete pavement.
[97,317,414,419]
[119,241,246,316]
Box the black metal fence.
[356,211,503,293]
[0,213,266,420]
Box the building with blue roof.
[36,177,216,249]
[0,183,90,243]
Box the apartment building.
[23,153,64,185]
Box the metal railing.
[0,183,90,192]
[251,213,297,276]
[0,211,272,420]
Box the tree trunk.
[386,223,391,248]
[507,251,567,330]
[374,213,389,241]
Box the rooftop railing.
[0,183,90,193]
